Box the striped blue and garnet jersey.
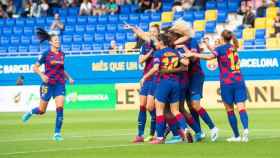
[140,41,155,81]
[36,50,65,85]
[213,43,244,85]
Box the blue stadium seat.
[108,15,118,23]
[73,35,83,44]
[77,16,87,24]
[243,40,254,49]
[21,36,31,45]
[183,11,194,22]
[36,18,46,26]
[29,45,39,52]
[68,8,79,16]
[0,19,4,26]
[217,1,227,10]
[62,35,72,44]
[10,36,20,45]
[18,45,28,52]
[61,44,71,51]
[86,25,95,33]
[67,16,76,24]
[25,18,35,26]
[71,44,81,51]
[161,22,172,29]
[129,14,139,23]
[16,18,25,26]
[116,33,126,43]
[8,46,18,52]
[13,27,23,35]
[96,24,106,32]
[130,4,138,12]
[140,13,150,22]
[40,44,49,51]
[0,46,7,54]
[92,43,103,51]
[46,17,54,25]
[23,27,33,35]
[5,18,15,26]
[162,3,172,11]
[64,25,75,35]
[103,43,110,50]
[98,15,108,24]
[120,5,130,14]
[117,24,126,32]
[206,1,216,10]
[126,32,136,42]
[174,12,183,20]
[217,10,228,22]
[105,33,115,42]
[58,9,67,17]
[31,35,39,44]
[194,11,205,20]
[119,14,128,22]
[107,24,117,32]
[84,34,94,43]
[255,29,265,39]
[75,25,85,34]
[228,1,239,13]
[255,39,266,49]
[234,30,242,39]
[82,44,92,51]
[139,23,149,31]
[1,37,10,45]
[87,16,97,24]
[94,33,105,42]
[151,13,161,21]
[195,31,204,41]
[205,21,216,33]
[3,27,12,35]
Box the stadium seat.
[206,1,216,10]
[117,24,126,32]
[72,44,81,51]
[15,18,25,26]
[3,27,12,35]
[98,15,108,24]
[119,14,129,22]
[64,25,75,35]
[86,25,95,33]
[103,43,111,50]
[255,39,266,49]
[105,33,115,42]
[23,27,33,35]
[0,46,7,54]
[84,34,94,43]
[0,19,4,26]
[195,31,204,41]
[255,29,266,39]
[205,21,216,33]
[193,20,206,31]
[162,3,173,11]
[1,37,10,45]
[77,16,87,24]
[173,12,183,20]
[88,16,97,24]
[242,28,255,40]
[61,44,71,51]
[161,11,173,23]
[139,23,149,31]
[8,46,18,52]
[92,43,103,51]
[266,27,275,37]
[194,11,205,20]
[254,18,266,29]
[5,18,15,26]
[68,7,79,16]
[140,13,150,22]
[46,17,54,25]
[21,36,31,45]
[266,38,279,49]
[217,1,227,10]
[228,1,239,13]
[126,32,136,42]
[205,10,217,21]
[96,24,106,32]
[31,35,40,44]
[82,44,92,51]
[116,33,126,43]
[183,11,194,22]
[266,7,278,19]
[73,35,83,44]
[75,25,85,34]
[217,10,228,22]
[18,45,28,52]
[120,5,130,14]
[130,4,138,12]
[58,9,67,16]
[129,14,139,23]
[108,15,118,23]
[10,36,20,45]
[25,18,35,26]
[62,35,72,44]
[29,45,39,52]
[66,16,76,24]
[40,44,49,51]
[234,30,243,39]
[36,18,46,26]
[151,13,161,21]
[107,24,117,32]
[243,40,254,49]
[266,17,274,28]
[94,33,105,42]
[161,22,172,29]
[125,42,136,51]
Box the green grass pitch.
[0,108,280,158]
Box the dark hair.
[36,28,54,43]
[158,33,172,47]
[150,24,160,33]
[166,31,182,48]
[221,30,233,43]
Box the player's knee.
[236,103,246,111]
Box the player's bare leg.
[236,102,249,142]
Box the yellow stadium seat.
[238,39,244,49]
[193,20,206,31]
[266,27,275,37]
[242,28,255,40]
[266,7,278,19]
[254,18,266,29]
[266,38,278,49]
[266,17,275,28]
[125,42,136,50]
[161,12,174,23]
[205,10,217,21]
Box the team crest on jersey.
[206,59,218,71]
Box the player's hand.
[175,45,186,49]
[140,78,145,87]
[69,78,74,85]
[183,52,194,58]
[123,24,134,30]
[41,74,49,83]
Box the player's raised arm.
[186,52,216,61]
[124,24,150,42]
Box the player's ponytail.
[36,28,51,43]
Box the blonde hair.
[169,19,193,37]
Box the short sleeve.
[189,39,199,52]
[36,52,47,65]
[213,47,220,57]
[153,51,160,65]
